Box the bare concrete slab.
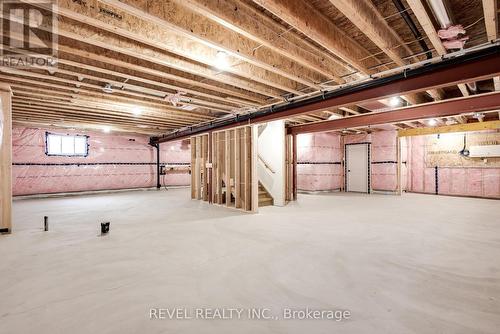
[1,189,499,334]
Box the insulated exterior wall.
[297,131,399,192]
[407,131,500,199]
[297,129,499,199]
[12,126,190,196]
[297,132,342,191]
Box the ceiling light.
[103,83,113,94]
[473,112,484,121]
[132,107,142,116]
[180,104,197,111]
[427,119,437,126]
[102,126,111,133]
[214,51,229,71]
[389,96,400,107]
[328,113,342,120]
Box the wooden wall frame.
[191,125,255,212]
[0,84,12,234]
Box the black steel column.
[155,143,161,189]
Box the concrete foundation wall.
[12,126,190,196]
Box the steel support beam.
[152,46,500,143]
[288,92,500,135]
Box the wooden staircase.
[258,182,273,207]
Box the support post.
[0,84,12,234]
[292,133,297,201]
[397,136,402,196]
[156,143,161,189]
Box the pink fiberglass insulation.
[296,132,342,191]
[371,130,398,192]
[406,131,500,199]
[12,126,190,196]
[298,129,498,198]
[296,130,400,192]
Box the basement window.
[45,132,89,157]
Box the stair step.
[258,182,273,207]
[259,198,273,207]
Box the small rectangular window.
[45,132,89,157]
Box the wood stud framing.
[0,84,12,233]
[191,126,254,211]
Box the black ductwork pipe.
[150,45,499,144]
[391,0,433,59]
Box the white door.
[346,144,369,193]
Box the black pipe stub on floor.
[44,216,49,231]
[101,222,110,234]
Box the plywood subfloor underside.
[1,190,499,333]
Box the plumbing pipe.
[391,0,433,59]
[158,41,498,140]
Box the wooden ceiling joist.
[101,0,326,90]
[12,96,199,127]
[1,68,232,115]
[57,46,266,105]
[0,12,285,100]
[0,76,216,121]
[482,0,499,91]
[252,0,377,73]
[177,0,347,83]
[53,0,315,96]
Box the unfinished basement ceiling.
[0,0,498,136]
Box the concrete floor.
[1,189,499,334]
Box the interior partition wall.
[0,85,12,234]
[190,126,256,212]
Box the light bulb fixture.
[328,113,342,120]
[427,119,437,126]
[473,112,484,121]
[214,51,229,71]
[131,106,142,116]
[102,126,111,133]
[389,96,400,107]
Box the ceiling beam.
[153,47,500,142]
[398,120,500,137]
[289,92,500,135]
